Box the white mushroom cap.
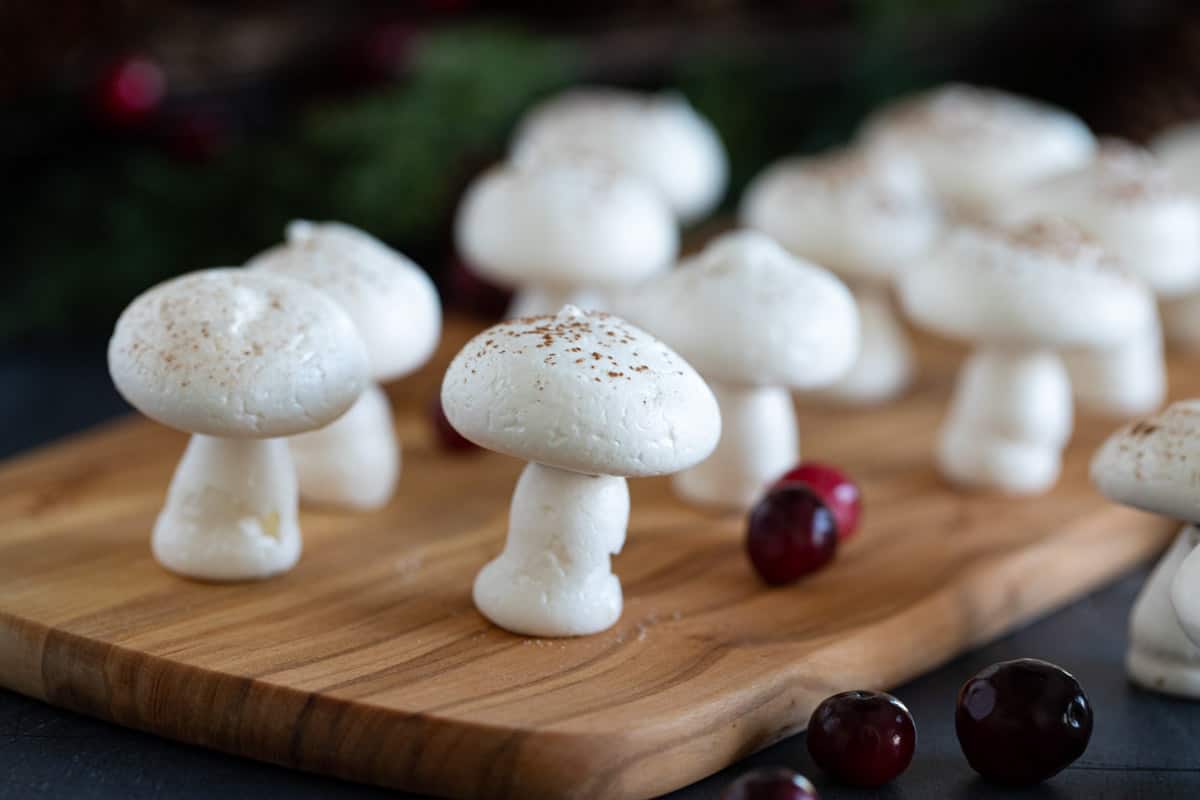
[441,306,720,478]
[740,146,941,282]
[898,219,1155,349]
[247,221,441,382]
[109,269,369,438]
[1092,401,1200,522]
[621,230,859,388]
[1152,122,1200,191]
[1006,140,1200,297]
[861,84,1095,215]
[511,87,728,222]
[454,157,678,293]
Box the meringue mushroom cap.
[247,221,441,382]
[740,147,941,282]
[898,220,1155,349]
[622,230,859,388]
[511,87,728,222]
[108,268,369,438]
[1152,121,1200,191]
[1007,141,1200,297]
[441,306,720,478]
[1091,401,1200,522]
[861,84,1095,208]
[454,158,679,291]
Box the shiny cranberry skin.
[428,395,478,452]
[807,690,915,787]
[956,658,1092,785]
[721,767,818,800]
[746,485,837,585]
[775,462,860,540]
[96,56,167,127]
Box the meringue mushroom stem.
[1170,528,1200,653]
[507,285,609,318]
[1126,526,1200,695]
[821,286,914,404]
[1062,320,1166,417]
[1162,293,1200,351]
[937,346,1072,494]
[288,383,399,511]
[673,382,799,510]
[473,462,628,637]
[153,435,302,582]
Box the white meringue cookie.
[108,268,369,580]
[442,306,720,637]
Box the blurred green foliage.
[5,27,579,342]
[5,4,1003,342]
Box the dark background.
[5,0,1200,345]
[5,1,1200,797]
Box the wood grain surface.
[0,316,1176,800]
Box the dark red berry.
[746,485,837,585]
[445,255,511,319]
[956,658,1092,785]
[163,110,231,163]
[807,690,915,787]
[429,395,478,452]
[96,56,166,128]
[721,767,818,800]
[775,462,860,540]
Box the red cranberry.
[721,768,818,800]
[956,658,1092,785]
[775,462,860,540]
[163,110,231,163]
[343,21,415,85]
[445,256,511,319]
[807,690,915,787]
[428,395,478,452]
[96,55,167,128]
[746,485,837,586]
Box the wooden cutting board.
[0,317,1175,800]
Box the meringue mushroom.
[741,146,940,403]
[621,230,859,509]
[511,87,728,223]
[1005,141,1200,416]
[899,220,1155,494]
[442,306,720,637]
[861,83,1095,222]
[248,221,442,510]
[108,269,369,580]
[454,156,678,318]
[1092,402,1200,697]
[1150,123,1200,350]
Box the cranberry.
[775,462,860,540]
[163,110,231,163]
[956,658,1092,785]
[96,56,167,128]
[721,767,818,800]
[746,485,837,585]
[445,256,511,320]
[807,690,915,787]
[428,395,478,452]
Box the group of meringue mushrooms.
[107,84,1200,657]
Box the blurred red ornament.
[428,395,478,453]
[345,21,416,86]
[446,255,511,319]
[163,110,231,163]
[95,55,167,128]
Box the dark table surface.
[3,342,1199,800]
